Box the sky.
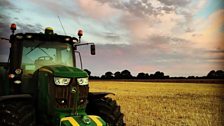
[0,0,223,77]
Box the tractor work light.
[26,35,32,39]
[54,77,71,86]
[78,29,83,37]
[65,37,70,41]
[16,35,23,39]
[8,74,15,79]
[45,27,54,34]
[10,23,16,30]
[15,69,22,74]
[14,80,21,84]
[77,77,88,85]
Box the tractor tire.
[0,100,35,126]
[86,97,125,126]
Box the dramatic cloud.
[77,0,119,19]
[0,1,17,36]
[0,0,44,62]
[0,0,223,76]
[91,0,203,43]
[158,0,191,7]
[0,1,16,61]
[183,9,224,52]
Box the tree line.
[84,69,224,80]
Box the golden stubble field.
[89,81,224,126]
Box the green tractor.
[0,24,125,126]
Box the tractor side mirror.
[91,45,95,55]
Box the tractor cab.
[8,24,94,85]
[22,35,74,75]
[11,26,91,75]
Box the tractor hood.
[39,65,88,78]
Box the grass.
[89,81,224,126]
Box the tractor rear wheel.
[0,100,35,126]
[86,97,125,126]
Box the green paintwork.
[0,66,9,95]
[36,65,94,125]
[36,72,50,123]
[61,120,72,126]
[41,65,88,78]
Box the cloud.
[0,1,44,36]
[102,32,121,42]
[203,10,224,35]
[0,0,222,76]
[0,1,16,61]
[78,41,220,76]
[148,35,190,49]
[15,22,43,33]
[0,0,19,10]
[158,0,191,7]
[0,15,11,37]
[77,0,119,19]
[75,0,223,76]
[0,1,17,37]
[93,0,206,43]
[0,0,44,62]
[183,9,224,51]
[95,0,162,17]
[208,50,224,54]
[205,49,224,66]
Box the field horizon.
[90,79,224,84]
[89,81,224,126]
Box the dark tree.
[137,73,145,79]
[137,72,149,79]
[105,71,113,79]
[154,71,164,79]
[188,76,195,79]
[149,74,154,79]
[216,70,224,79]
[148,71,168,79]
[114,71,122,79]
[207,70,216,78]
[207,70,224,79]
[164,75,170,79]
[101,75,106,79]
[121,70,132,79]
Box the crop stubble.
[89,81,224,126]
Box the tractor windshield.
[21,40,74,74]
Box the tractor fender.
[0,94,32,102]
[88,92,115,100]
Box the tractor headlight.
[54,77,71,86]
[77,77,88,85]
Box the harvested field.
[89,81,224,126]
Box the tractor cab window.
[21,40,74,74]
